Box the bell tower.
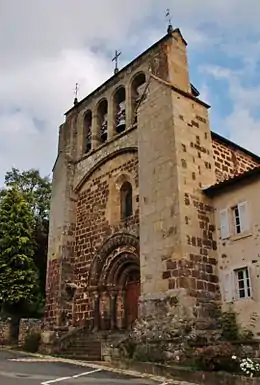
[138,28,219,323]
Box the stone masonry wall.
[0,318,12,344]
[212,136,259,182]
[73,151,139,327]
[138,72,220,323]
[18,319,43,346]
[170,86,220,322]
[44,108,78,328]
[45,259,60,326]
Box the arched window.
[97,99,108,143]
[120,182,133,219]
[114,86,126,134]
[131,72,146,124]
[84,110,92,153]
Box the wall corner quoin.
[165,29,191,92]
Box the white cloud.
[224,108,260,156]
[201,62,260,155]
[0,0,260,183]
[0,48,111,180]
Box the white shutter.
[248,266,254,299]
[238,201,249,233]
[223,271,234,303]
[219,209,230,239]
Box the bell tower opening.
[131,72,146,124]
[97,99,108,143]
[114,86,126,134]
[83,110,92,153]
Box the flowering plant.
[232,355,260,377]
[194,342,238,371]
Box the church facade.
[45,27,260,335]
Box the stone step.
[56,328,102,361]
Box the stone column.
[92,113,99,149]
[110,291,117,330]
[93,291,100,330]
[104,291,111,330]
[125,84,132,129]
[107,96,115,140]
[122,290,127,330]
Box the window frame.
[219,201,250,240]
[120,181,133,220]
[234,267,252,300]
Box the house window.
[219,201,249,239]
[222,267,252,303]
[232,202,249,235]
[235,267,251,299]
[120,182,133,219]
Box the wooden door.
[125,281,140,328]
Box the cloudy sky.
[0,0,259,184]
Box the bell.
[101,114,108,132]
[100,113,108,142]
[116,101,126,133]
[85,130,91,153]
[136,83,146,102]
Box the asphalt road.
[0,349,160,385]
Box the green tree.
[0,188,39,316]
[3,168,51,220]
[0,168,51,316]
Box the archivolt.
[74,147,138,193]
[87,232,139,288]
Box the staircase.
[54,327,102,361]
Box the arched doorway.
[102,251,140,330]
[113,257,140,329]
[88,234,140,331]
[125,270,140,328]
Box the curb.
[1,347,194,384]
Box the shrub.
[219,310,253,342]
[133,343,166,363]
[220,311,240,341]
[119,338,137,359]
[23,331,41,353]
[194,342,240,372]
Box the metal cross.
[112,50,121,74]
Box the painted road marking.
[72,368,102,378]
[41,368,102,384]
[8,353,176,383]
[10,358,64,363]
[42,377,71,384]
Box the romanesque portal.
[87,235,140,330]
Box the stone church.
[45,25,260,339]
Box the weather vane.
[74,82,79,106]
[165,8,173,33]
